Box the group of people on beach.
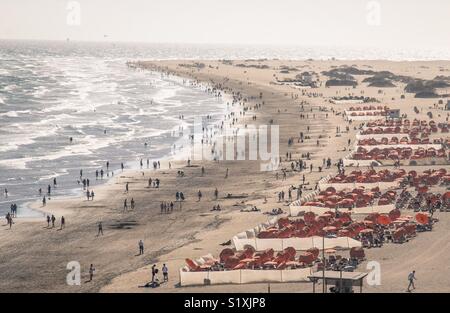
[147,263,169,287]
[46,214,65,230]
[9,203,18,217]
[123,198,136,211]
[160,201,174,213]
[148,177,160,188]
[3,204,18,228]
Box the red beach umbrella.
[377,214,392,226]
[415,212,430,225]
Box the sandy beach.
[1,58,449,293]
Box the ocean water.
[1,40,449,217]
[0,41,232,217]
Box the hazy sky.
[1,0,449,48]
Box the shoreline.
[7,71,232,219]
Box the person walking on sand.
[121,162,124,172]
[125,182,129,193]
[90,190,94,201]
[407,270,416,292]
[214,188,218,200]
[197,190,202,201]
[6,213,12,229]
[51,214,56,228]
[162,264,168,282]
[123,199,128,211]
[138,240,144,255]
[60,216,65,229]
[225,168,229,179]
[88,264,95,282]
[151,264,157,282]
[130,198,135,210]
[46,215,50,228]
[86,189,90,201]
[97,222,103,236]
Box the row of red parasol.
[358,137,434,146]
[329,169,406,183]
[350,111,388,117]
[255,208,430,240]
[186,245,367,271]
[407,168,449,188]
[366,119,449,129]
[348,105,388,111]
[302,186,396,209]
[185,246,322,271]
[352,146,447,160]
